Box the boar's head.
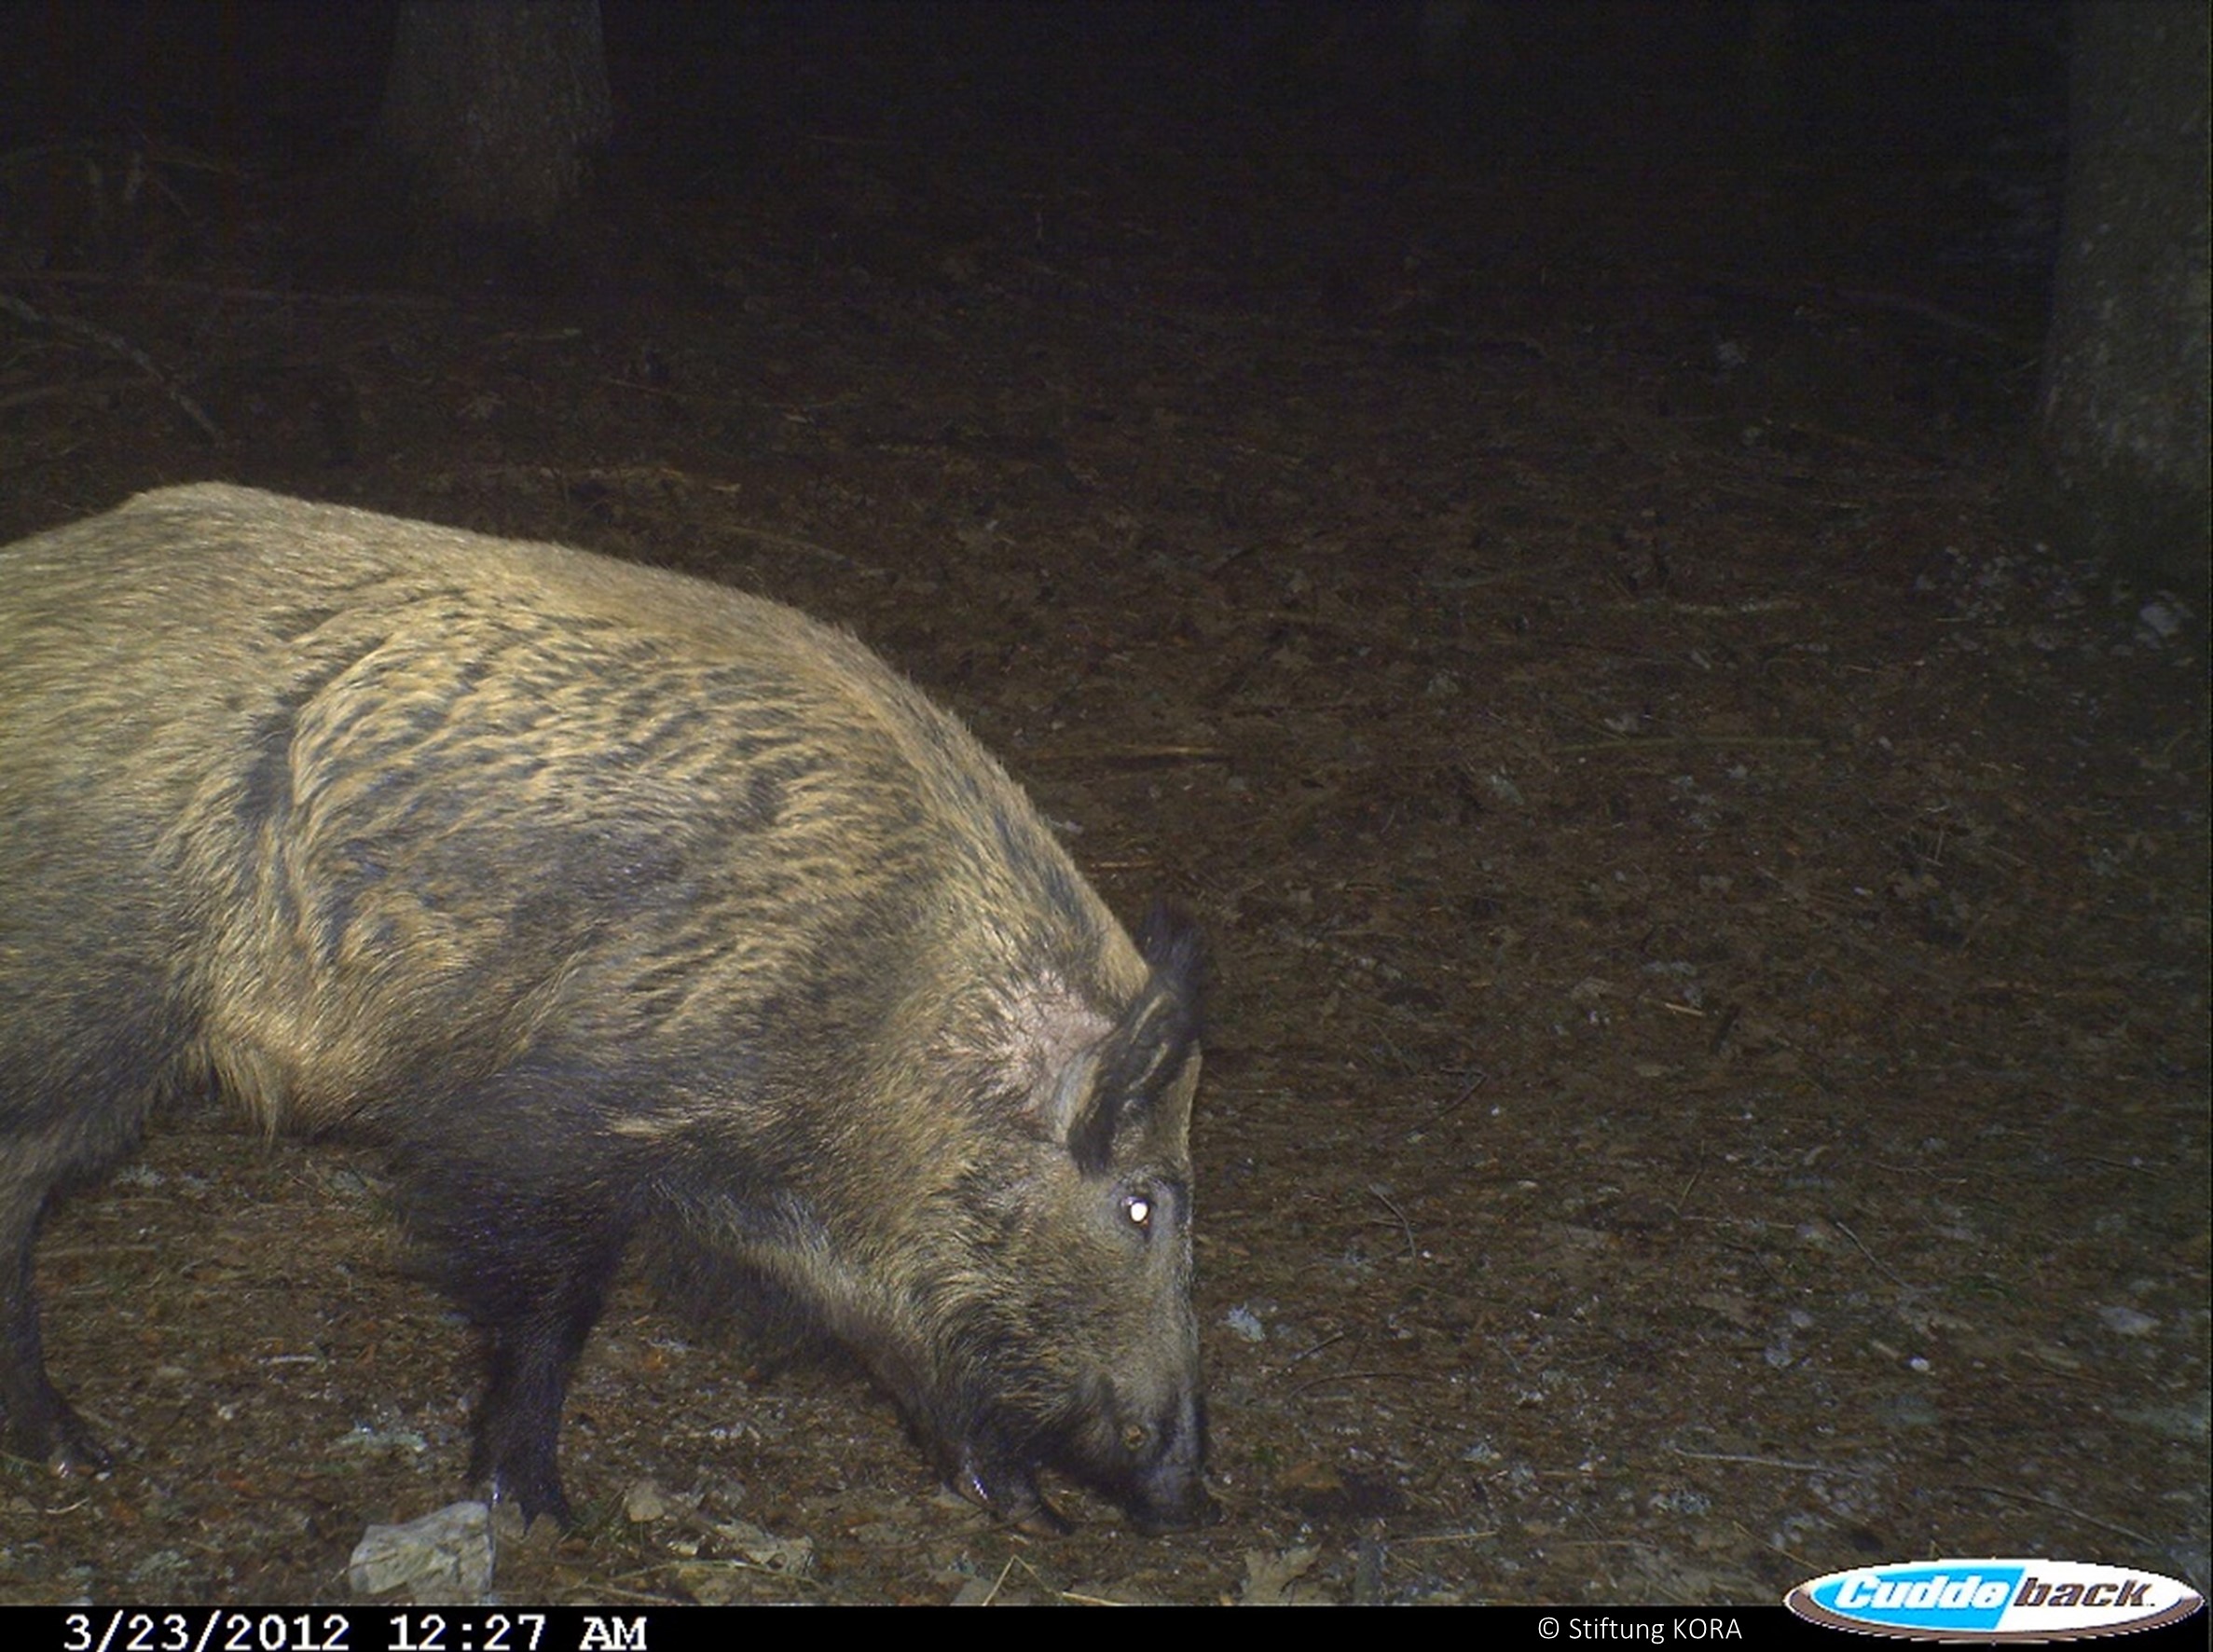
[928,905,1211,1535]
[731,902,1213,1537]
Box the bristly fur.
[0,485,1212,1535]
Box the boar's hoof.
[1009,1496,1075,1538]
[485,1476,573,1531]
[7,1399,114,1479]
[1130,1482,1222,1535]
[476,1455,574,1530]
[954,1453,1072,1536]
[50,1427,114,1480]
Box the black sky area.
[5,2,2067,180]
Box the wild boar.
[0,484,1209,1535]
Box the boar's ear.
[1136,901,1206,1009]
[1065,904,1205,1176]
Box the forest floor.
[1,8,2204,1607]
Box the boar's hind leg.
[0,1183,111,1475]
[443,1199,631,1530]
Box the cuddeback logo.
[1786,1559,2205,1640]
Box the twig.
[1960,1484,2162,1550]
[1553,734,1823,755]
[1706,1002,1741,1054]
[1670,1163,1705,1215]
[976,1553,1016,1607]
[1816,284,2025,350]
[1290,1368,1431,1397]
[1425,1070,1486,1123]
[0,289,220,439]
[1021,744,1230,766]
[1669,1445,1876,1478]
[7,268,447,309]
[1392,1527,1501,1546]
[1830,1217,1910,1289]
[1368,1184,1417,1259]
[1278,1330,1349,1371]
[719,522,859,567]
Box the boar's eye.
[1120,1187,1154,1234]
[1117,1177,1183,1244]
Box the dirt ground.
[1,3,2205,1608]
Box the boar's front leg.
[429,1177,632,1529]
[469,1305,605,1528]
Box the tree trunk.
[2027,2,2210,584]
[378,0,612,234]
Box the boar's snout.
[947,1381,1216,1535]
[1123,1387,1218,1533]
[1073,1374,1216,1533]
